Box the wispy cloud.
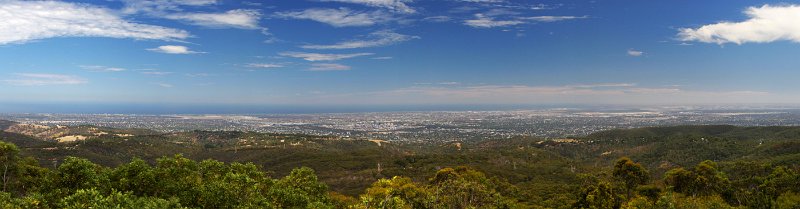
[155,83,174,88]
[121,0,218,14]
[246,63,285,68]
[465,14,523,28]
[679,4,800,44]
[423,16,452,22]
[465,13,587,28]
[320,0,415,13]
[280,52,373,61]
[147,45,205,54]
[142,71,173,76]
[275,8,393,27]
[530,4,561,10]
[80,65,126,72]
[520,15,587,22]
[0,1,189,45]
[122,0,263,30]
[4,73,87,86]
[309,63,352,71]
[185,73,211,77]
[165,9,262,29]
[627,49,644,57]
[301,30,418,49]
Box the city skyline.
[2,0,800,109]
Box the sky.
[1,0,800,111]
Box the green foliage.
[269,167,332,208]
[0,149,338,209]
[621,192,744,209]
[2,124,800,208]
[107,158,156,196]
[428,167,520,209]
[774,191,800,209]
[636,185,661,203]
[663,160,730,197]
[655,193,741,209]
[358,176,431,209]
[0,141,20,192]
[59,188,185,209]
[613,157,649,198]
[760,166,800,199]
[575,181,623,209]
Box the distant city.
[3,106,800,142]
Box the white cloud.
[123,0,263,30]
[275,8,392,27]
[372,56,393,60]
[301,30,418,49]
[165,9,262,29]
[142,71,173,76]
[627,49,644,57]
[80,65,127,72]
[521,15,587,22]
[438,82,460,85]
[465,14,524,28]
[246,63,285,68]
[465,13,588,28]
[147,45,204,54]
[423,16,452,22]
[320,0,415,13]
[122,0,218,14]
[309,63,352,71]
[4,73,87,86]
[530,4,560,10]
[0,1,189,45]
[155,83,174,88]
[185,73,210,77]
[280,52,373,61]
[679,4,800,44]
[323,0,416,14]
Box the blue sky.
[1,0,800,108]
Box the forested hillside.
[1,121,799,208]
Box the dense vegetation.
[1,121,800,208]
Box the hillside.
[1,121,800,208]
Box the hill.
[1,121,800,208]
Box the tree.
[153,154,201,207]
[693,160,730,196]
[428,167,518,209]
[108,158,157,196]
[0,141,20,192]
[664,161,730,197]
[613,157,649,198]
[574,181,622,209]
[664,168,696,195]
[759,166,799,199]
[269,167,332,208]
[358,176,431,209]
[13,157,48,196]
[652,193,740,209]
[51,157,104,192]
[774,191,800,209]
[58,188,185,209]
